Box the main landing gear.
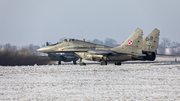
[100,60,107,65]
[58,60,77,65]
[114,62,121,65]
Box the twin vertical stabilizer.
[112,28,160,55]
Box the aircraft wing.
[88,50,119,55]
[56,47,89,52]
[88,50,146,57]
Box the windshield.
[46,38,78,46]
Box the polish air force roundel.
[128,40,133,45]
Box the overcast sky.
[0,0,180,46]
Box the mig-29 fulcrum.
[37,28,160,65]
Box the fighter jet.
[37,28,160,65]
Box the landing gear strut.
[73,60,77,65]
[100,56,108,65]
[58,61,61,65]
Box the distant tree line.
[158,38,180,55]
[0,44,51,66]
[88,38,120,47]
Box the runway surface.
[0,57,180,100]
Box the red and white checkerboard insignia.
[128,40,133,45]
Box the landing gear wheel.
[58,61,61,65]
[100,60,107,65]
[73,61,77,65]
[115,62,121,65]
[80,62,86,66]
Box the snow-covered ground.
[155,56,180,62]
[1,59,180,100]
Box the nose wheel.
[79,58,86,66]
[80,62,86,66]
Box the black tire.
[115,62,121,65]
[80,62,86,66]
[100,60,107,65]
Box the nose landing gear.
[79,58,86,66]
[58,61,61,65]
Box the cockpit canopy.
[63,38,77,42]
[46,38,79,46]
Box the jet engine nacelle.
[142,51,156,61]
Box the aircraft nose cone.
[37,47,52,53]
[37,48,44,52]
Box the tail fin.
[142,28,160,53]
[112,28,143,54]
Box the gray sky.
[0,0,180,46]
